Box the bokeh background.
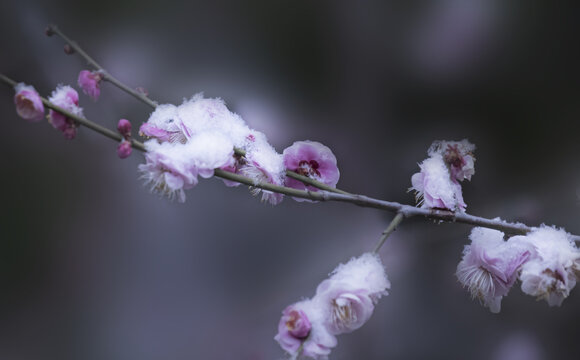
[1,1,580,359]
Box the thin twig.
[3,73,578,242]
[373,213,405,253]
[47,25,347,195]
[47,25,158,109]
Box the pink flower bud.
[117,119,132,139]
[117,140,132,159]
[13,83,45,122]
[78,70,103,101]
[45,25,55,36]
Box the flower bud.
[117,119,132,139]
[63,44,75,54]
[117,139,132,159]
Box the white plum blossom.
[456,227,530,313]
[517,226,580,306]
[275,253,389,359]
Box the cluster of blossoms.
[410,139,475,211]
[456,226,580,313]
[275,253,390,359]
[138,94,340,203]
[46,85,84,139]
[13,82,84,140]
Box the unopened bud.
[64,44,75,55]
[117,140,132,159]
[117,118,132,139]
[45,26,55,37]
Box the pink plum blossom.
[275,304,313,355]
[410,153,466,211]
[77,70,103,101]
[47,85,84,140]
[456,227,530,313]
[516,226,580,306]
[276,253,389,359]
[275,299,337,360]
[316,252,390,334]
[117,140,132,159]
[428,139,476,182]
[13,83,45,122]
[283,140,340,192]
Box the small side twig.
[373,212,405,253]
[46,24,158,109]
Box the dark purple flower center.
[444,144,466,169]
[296,160,321,178]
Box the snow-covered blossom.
[138,140,199,202]
[77,70,103,101]
[47,85,84,140]
[428,139,476,182]
[139,131,234,201]
[275,299,337,360]
[283,140,340,193]
[317,253,390,334]
[139,95,289,203]
[276,253,389,359]
[185,131,235,179]
[456,227,530,313]
[238,133,286,205]
[117,140,132,159]
[13,83,45,122]
[176,94,251,146]
[410,153,466,211]
[139,104,185,143]
[516,226,580,306]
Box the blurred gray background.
[1,1,580,359]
